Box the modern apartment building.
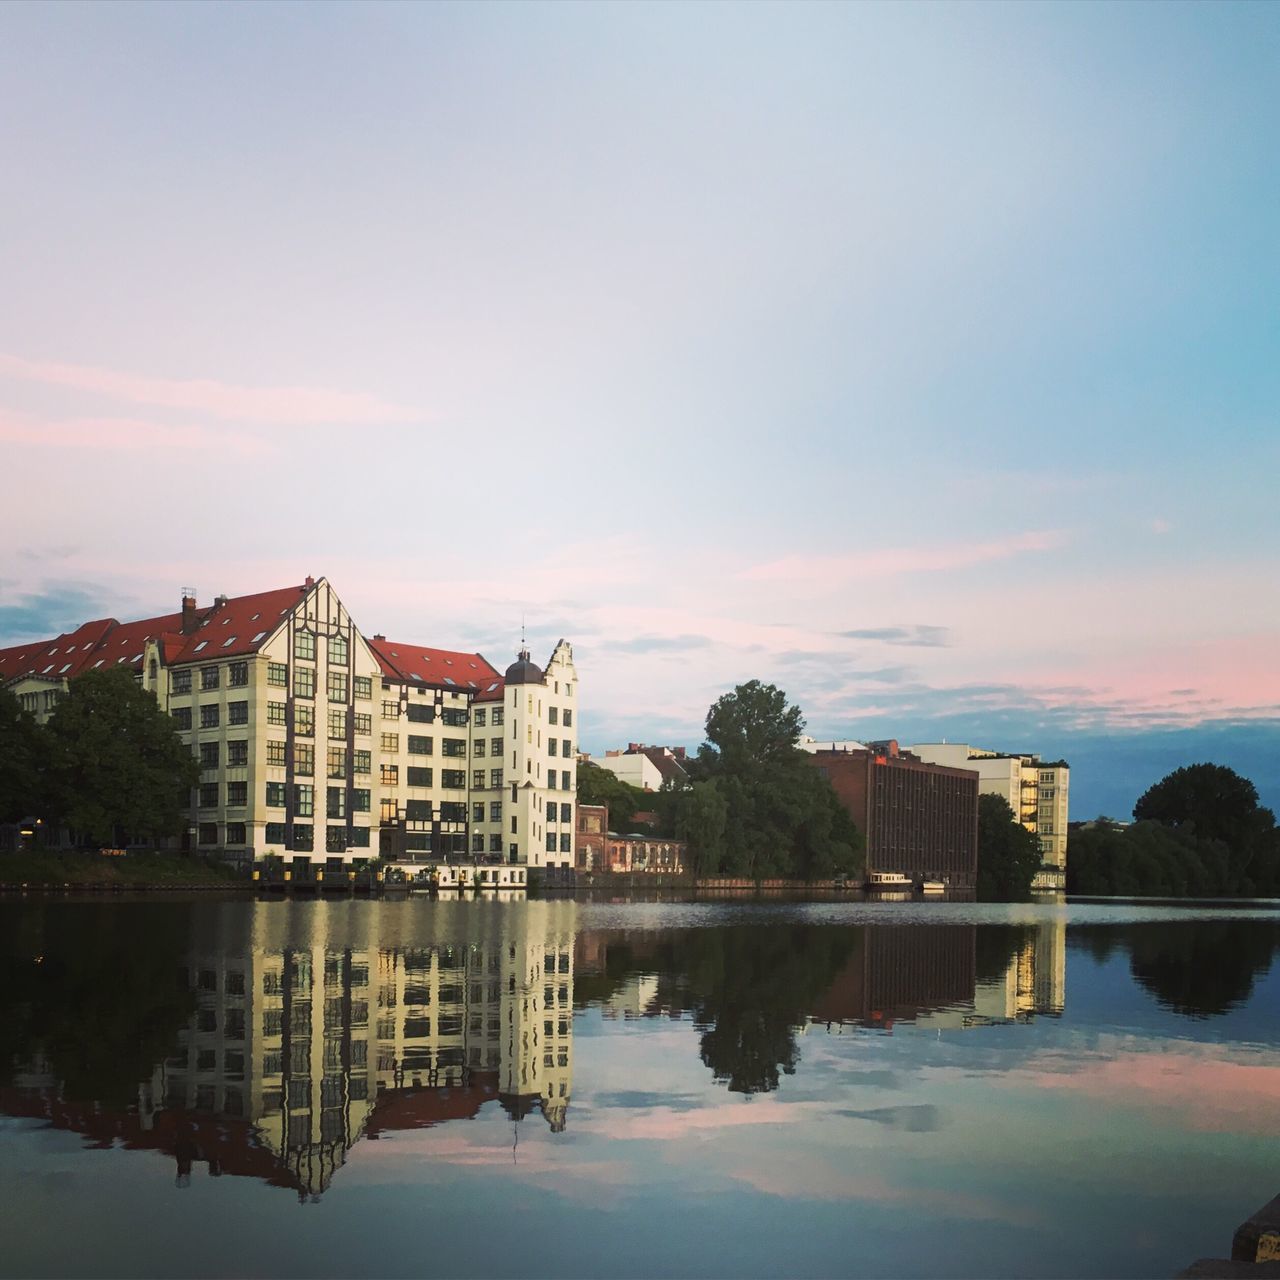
[907,743,1070,869]
[0,577,579,870]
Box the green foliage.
[0,850,241,887]
[43,668,201,845]
[1069,764,1279,898]
[976,794,1040,901]
[680,681,863,880]
[575,760,652,833]
[0,687,45,824]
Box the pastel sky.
[1,2,1277,818]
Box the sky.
[0,1,1276,819]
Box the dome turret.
[504,645,543,685]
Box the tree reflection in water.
[1126,920,1279,1018]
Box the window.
[228,740,248,766]
[380,732,399,753]
[560,803,571,823]
[328,708,346,739]
[548,707,558,725]
[472,803,484,822]
[294,667,315,699]
[548,738,558,757]
[439,802,466,823]
[353,675,371,700]
[267,782,286,807]
[268,701,287,726]
[405,799,432,822]
[328,634,348,666]
[406,703,435,724]
[441,707,468,727]
[294,784,314,817]
[380,764,399,786]
[200,704,219,729]
[511,817,518,834]
[351,827,370,848]
[546,833,556,852]
[563,710,572,727]
[442,770,466,789]
[199,742,219,768]
[228,662,248,688]
[172,669,192,694]
[295,704,314,735]
[228,782,247,807]
[471,739,486,760]
[548,772,557,790]
[406,766,432,787]
[199,783,219,808]
[490,768,503,788]
[202,666,220,690]
[490,801,502,822]
[296,742,314,776]
[560,833,572,853]
[294,631,315,661]
[491,708,504,727]
[382,700,399,720]
[562,739,571,757]
[353,711,371,735]
[408,735,433,756]
[228,701,248,726]
[442,737,466,757]
[352,788,370,813]
[490,737,502,756]
[268,662,287,687]
[325,670,346,703]
[267,740,286,766]
[380,797,398,822]
[561,771,570,790]
[474,708,487,728]
[328,746,347,777]
[353,749,371,774]
[473,832,484,852]
[490,834,502,852]
[292,824,313,852]
[473,769,485,789]
[199,823,218,845]
[265,822,286,844]
[327,788,346,819]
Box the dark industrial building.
[805,741,979,889]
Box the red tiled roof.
[368,638,501,692]
[366,1075,500,1135]
[169,584,307,665]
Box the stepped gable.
[367,637,501,692]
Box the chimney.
[213,594,228,608]
[304,575,315,589]
[373,634,386,642]
[181,590,198,635]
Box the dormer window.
[194,641,208,652]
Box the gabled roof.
[368,639,501,692]
[169,584,306,665]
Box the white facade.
[593,752,663,793]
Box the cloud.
[739,530,1068,583]
[836,625,951,648]
[0,409,271,456]
[837,1104,942,1132]
[1150,517,1173,534]
[609,634,715,655]
[0,582,121,642]
[0,353,417,425]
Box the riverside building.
[0,578,579,871]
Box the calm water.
[1,895,1277,1279]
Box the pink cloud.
[1018,1046,1280,1136]
[739,530,1069,583]
[0,352,417,425]
[0,409,271,457]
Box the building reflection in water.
[6,898,576,1202]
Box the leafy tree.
[701,679,805,773]
[43,668,200,845]
[976,794,1040,901]
[675,780,728,875]
[1127,921,1279,1018]
[575,760,653,834]
[0,687,46,825]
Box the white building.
[591,751,664,793]
[0,577,579,871]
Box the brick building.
[806,742,978,889]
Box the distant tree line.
[1068,764,1280,897]
[0,669,199,848]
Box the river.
[1,894,1276,1278]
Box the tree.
[976,794,1040,901]
[575,760,651,833]
[701,679,805,773]
[43,668,200,846]
[676,780,728,875]
[0,687,46,825]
